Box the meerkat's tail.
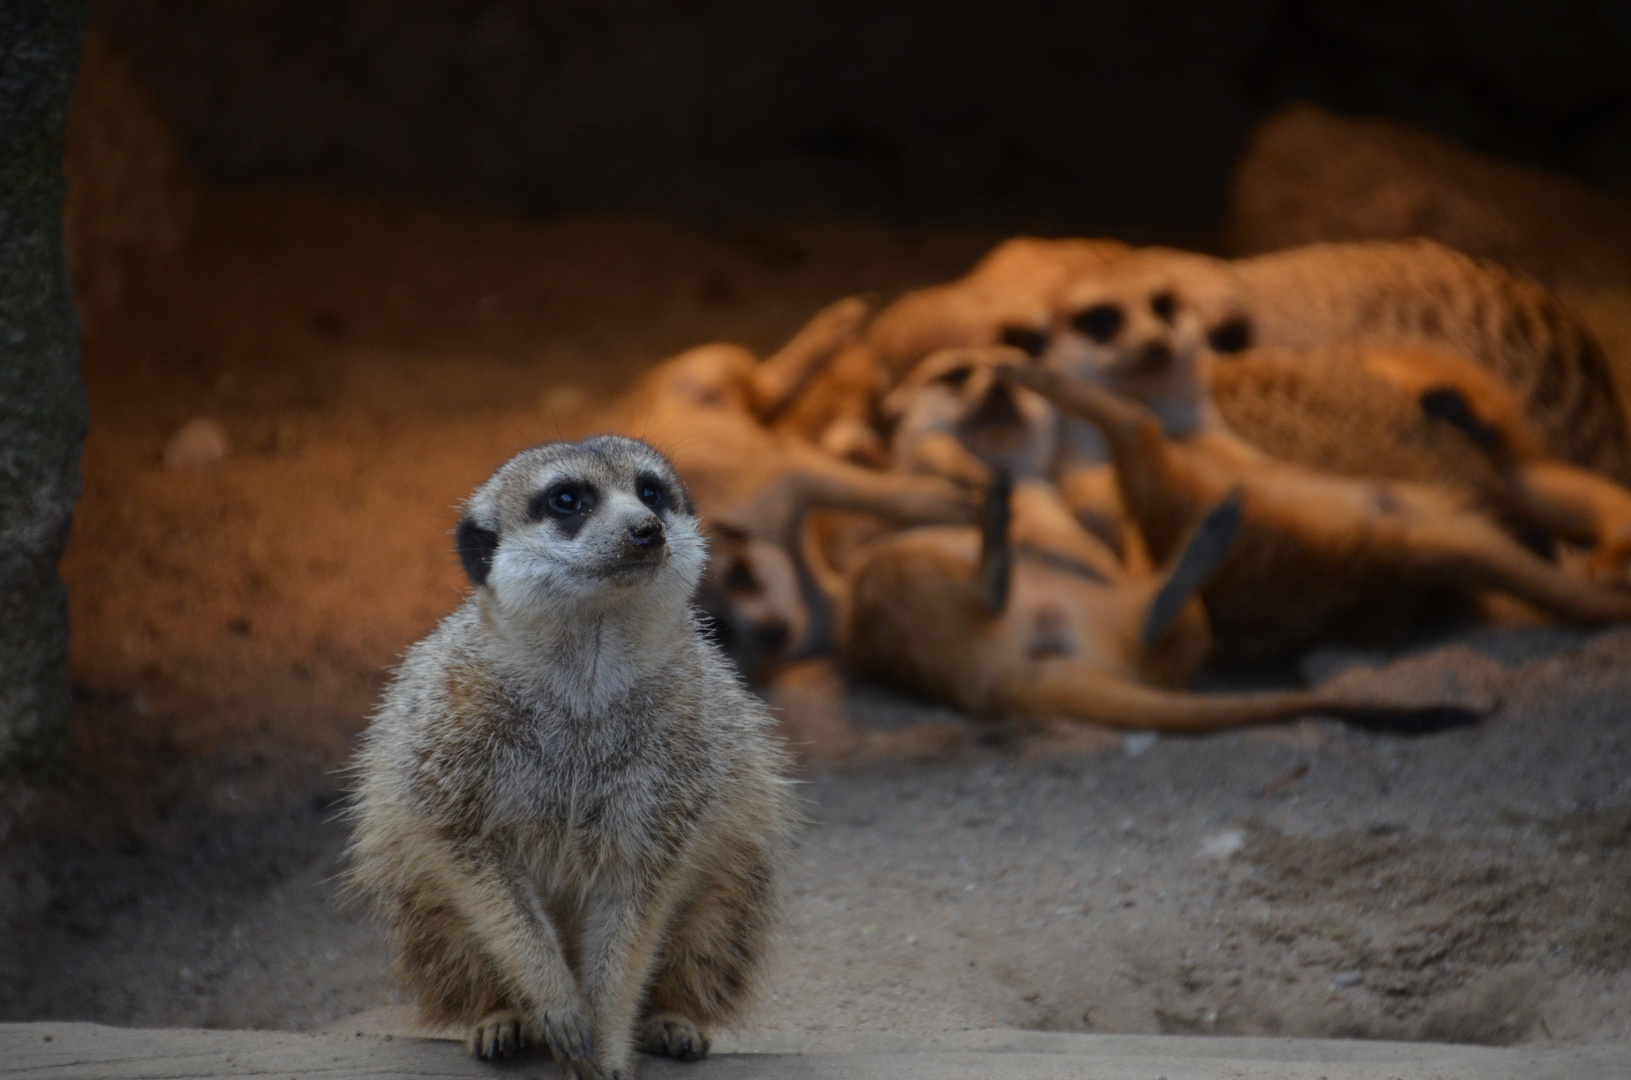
[1008,663,1493,734]
[1141,491,1244,646]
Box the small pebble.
[1123,731,1158,757]
[1199,830,1247,860]
[1332,970,1363,988]
[163,417,230,469]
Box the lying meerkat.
[1045,240,1631,482]
[766,237,1128,467]
[868,237,1129,380]
[828,344,1492,729]
[348,436,795,1080]
[835,476,1495,731]
[1005,363,1631,666]
[603,300,974,671]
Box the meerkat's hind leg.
[977,470,1016,615]
[467,1009,526,1060]
[640,1012,712,1061]
[1141,490,1245,646]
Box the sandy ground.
[2,187,1628,1049]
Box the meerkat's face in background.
[1045,258,1195,395]
[886,347,1059,479]
[456,436,706,614]
[1044,250,1254,398]
[695,525,808,676]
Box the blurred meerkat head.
[694,523,809,677]
[885,346,1059,482]
[455,436,705,623]
[1045,248,1254,398]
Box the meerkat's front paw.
[538,1002,598,1073]
[640,1012,711,1061]
[468,1010,526,1060]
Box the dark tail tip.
[1141,490,1245,646]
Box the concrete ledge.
[5,1021,1627,1079]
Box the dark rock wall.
[93,1,1631,237]
[1,0,93,785]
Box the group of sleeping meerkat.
[347,233,1631,1078]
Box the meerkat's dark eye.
[1150,291,1177,324]
[998,324,1049,358]
[936,365,974,388]
[1071,303,1124,344]
[636,474,668,512]
[530,481,594,521]
[1207,317,1252,354]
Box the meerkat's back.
[1230,239,1631,481]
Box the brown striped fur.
[1227,240,1631,482]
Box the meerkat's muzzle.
[961,376,1026,431]
[1109,340,1175,380]
[628,518,665,550]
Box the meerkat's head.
[694,523,808,677]
[1045,249,1253,400]
[455,436,705,621]
[884,346,1059,481]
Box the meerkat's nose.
[628,518,665,549]
[1140,340,1173,368]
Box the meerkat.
[348,436,795,1080]
[1004,363,1631,665]
[834,474,1496,731]
[1048,239,1631,482]
[604,300,975,672]
[808,344,1493,728]
[765,237,1128,466]
[867,236,1130,379]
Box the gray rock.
[0,1,94,791]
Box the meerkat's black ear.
[456,517,500,587]
[998,323,1049,358]
[1206,317,1253,355]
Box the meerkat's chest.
[493,723,723,873]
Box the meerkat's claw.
[467,1011,525,1060]
[640,1013,711,1061]
[540,1006,596,1066]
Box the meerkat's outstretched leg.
[787,445,980,527]
[754,296,869,421]
[1365,346,1631,560]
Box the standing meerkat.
[347,436,795,1079]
